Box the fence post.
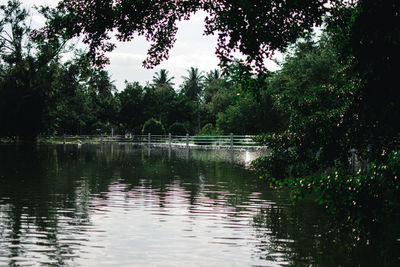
[63,134,66,144]
[350,148,357,174]
[111,128,114,138]
[230,133,233,149]
[186,133,189,148]
[101,133,103,145]
[148,133,151,147]
[168,133,171,147]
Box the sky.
[20,0,280,91]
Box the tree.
[181,67,203,101]
[326,0,400,161]
[45,58,93,135]
[167,92,196,134]
[0,0,67,141]
[181,67,204,133]
[45,0,335,69]
[149,69,176,125]
[152,69,174,88]
[253,34,349,176]
[215,62,283,135]
[40,52,119,135]
[204,69,221,86]
[168,122,187,135]
[203,69,226,103]
[117,81,145,134]
[87,68,119,132]
[142,118,165,135]
[202,71,233,125]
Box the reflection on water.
[0,144,399,266]
[141,143,266,167]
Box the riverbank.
[252,150,400,229]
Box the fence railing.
[40,133,261,149]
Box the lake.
[0,144,399,266]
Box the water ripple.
[0,145,298,266]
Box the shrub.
[168,122,187,135]
[194,123,226,145]
[142,118,166,135]
[200,123,215,135]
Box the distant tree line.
[0,1,283,140]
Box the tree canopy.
[43,0,342,69]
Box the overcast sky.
[20,0,280,91]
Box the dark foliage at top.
[43,0,336,69]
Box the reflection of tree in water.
[87,146,400,266]
[1,144,251,265]
[0,145,101,265]
[251,196,400,266]
[2,144,396,265]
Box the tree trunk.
[197,100,201,134]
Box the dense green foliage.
[250,0,400,224]
[200,123,216,135]
[0,0,65,141]
[0,1,119,139]
[288,150,400,225]
[142,118,165,135]
[168,122,187,136]
[252,36,346,178]
[45,0,333,68]
[193,123,220,145]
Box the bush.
[200,123,215,135]
[168,122,187,135]
[142,118,166,135]
[194,123,225,145]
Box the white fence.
[42,133,262,149]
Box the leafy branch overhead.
[43,0,341,69]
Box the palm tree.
[151,69,175,123]
[152,69,174,87]
[203,69,224,103]
[181,67,204,101]
[204,69,222,85]
[181,67,204,133]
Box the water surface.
[0,144,398,266]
